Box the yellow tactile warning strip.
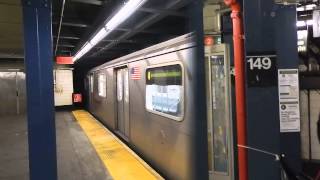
[72,110,164,180]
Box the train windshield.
[145,64,183,120]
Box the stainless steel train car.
[85,33,234,180]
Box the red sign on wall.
[73,93,82,103]
[56,56,73,64]
[204,36,214,46]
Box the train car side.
[87,34,206,180]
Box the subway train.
[85,33,234,180]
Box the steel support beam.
[56,43,76,48]
[21,0,57,180]
[70,0,103,6]
[113,27,155,34]
[187,1,208,179]
[242,1,301,179]
[59,50,72,53]
[54,0,66,55]
[101,39,137,43]
[53,36,80,40]
[53,23,158,33]
[53,21,89,28]
[139,7,187,17]
[275,4,301,174]
[92,0,192,56]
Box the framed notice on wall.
[278,69,300,133]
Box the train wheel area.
[72,110,164,180]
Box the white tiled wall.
[54,69,74,106]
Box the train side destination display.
[246,54,277,87]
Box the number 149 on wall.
[247,56,273,70]
[246,55,277,87]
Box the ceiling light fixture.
[73,0,147,62]
[297,7,305,11]
[296,21,306,27]
[90,28,108,46]
[306,4,317,10]
[296,19,315,27]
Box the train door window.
[90,74,94,93]
[98,73,106,97]
[117,70,123,101]
[116,68,130,139]
[145,64,184,121]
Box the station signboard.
[246,54,277,87]
[73,93,82,103]
[56,56,73,65]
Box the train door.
[116,67,130,139]
[206,44,234,180]
[89,73,94,109]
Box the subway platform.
[0,110,161,180]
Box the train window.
[98,73,106,97]
[145,64,183,120]
[90,75,94,93]
[117,70,123,101]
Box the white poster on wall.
[278,69,300,132]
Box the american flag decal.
[130,67,141,80]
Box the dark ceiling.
[52,0,193,69]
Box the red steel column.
[224,0,248,180]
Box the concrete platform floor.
[0,111,111,180]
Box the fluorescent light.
[297,30,308,39]
[73,43,93,61]
[73,53,81,61]
[297,40,304,46]
[296,21,306,27]
[90,28,108,46]
[298,46,307,52]
[105,0,146,30]
[297,7,305,11]
[306,4,317,10]
[307,19,314,26]
[81,43,93,55]
[73,0,147,62]
[296,20,314,28]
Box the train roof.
[89,33,196,73]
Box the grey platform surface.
[0,111,112,180]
